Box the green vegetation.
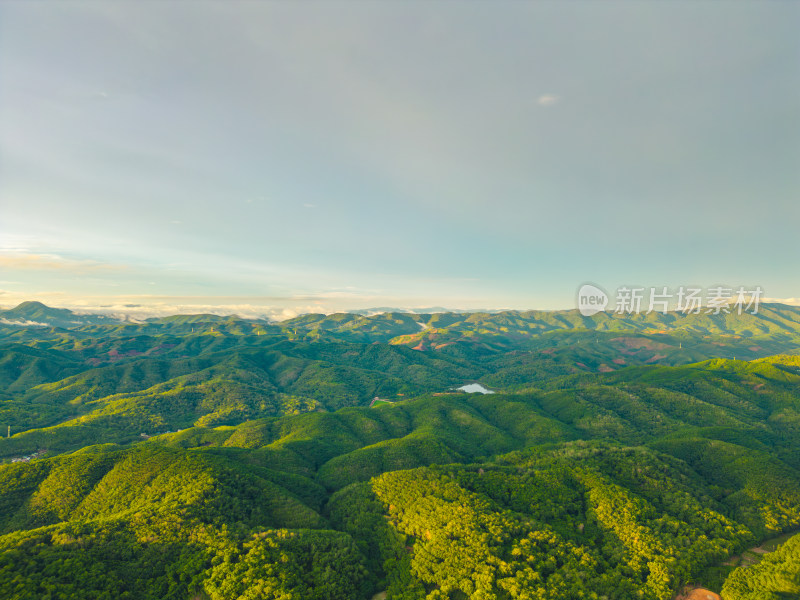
[721,532,800,599]
[0,302,799,598]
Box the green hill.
[1,303,800,598]
[721,531,800,599]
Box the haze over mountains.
[0,301,497,327]
[5,299,800,336]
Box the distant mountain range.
[4,299,800,333]
[4,301,800,380]
[0,301,492,326]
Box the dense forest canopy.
[0,302,799,599]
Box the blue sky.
[1,1,798,318]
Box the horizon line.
[1,298,799,325]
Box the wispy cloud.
[537,94,559,107]
[293,288,382,300]
[0,252,125,273]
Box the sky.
[1,1,798,319]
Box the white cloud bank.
[68,303,328,322]
[0,318,49,327]
[763,297,800,306]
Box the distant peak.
[14,301,49,309]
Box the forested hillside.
[0,302,799,599]
[721,531,800,599]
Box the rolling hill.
[0,302,799,599]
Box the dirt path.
[724,529,798,569]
